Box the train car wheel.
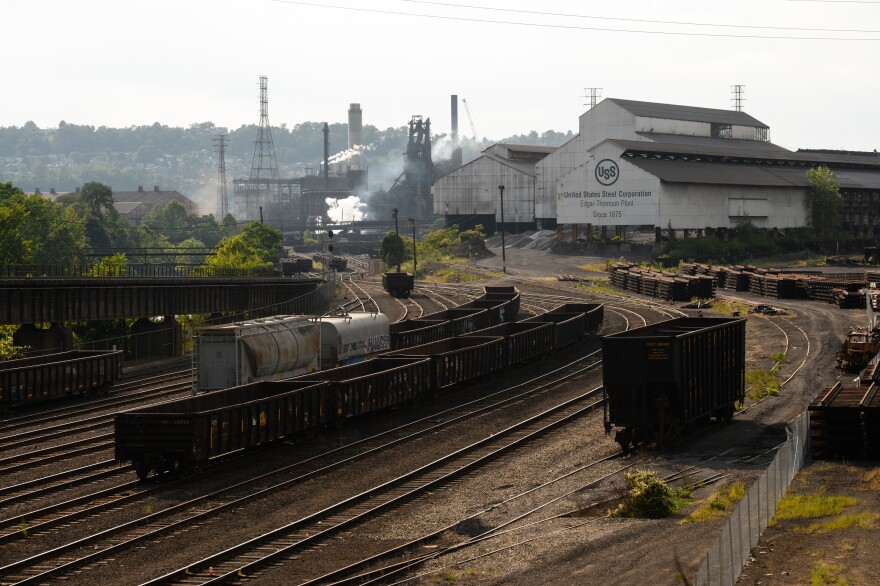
[135,461,151,481]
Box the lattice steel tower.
[213,134,229,218]
[583,87,603,109]
[250,75,279,180]
[731,85,745,112]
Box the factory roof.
[625,158,880,191]
[607,138,880,169]
[606,98,770,129]
[482,152,541,176]
[636,133,790,153]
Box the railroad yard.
[0,246,869,586]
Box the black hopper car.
[114,288,605,478]
[279,257,313,275]
[382,271,415,298]
[1,350,123,411]
[602,317,745,453]
[313,254,348,271]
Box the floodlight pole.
[498,185,506,274]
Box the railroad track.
[145,387,608,585]
[0,343,610,585]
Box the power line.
[269,0,880,40]
[403,0,880,33]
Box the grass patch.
[578,262,611,273]
[711,298,751,317]
[772,352,789,364]
[746,368,781,400]
[681,481,746,524]
[773,493,858,523]
[800,512,880,534]
[810,561,847,585]
[424,269,482,284]
[579,277,620,295]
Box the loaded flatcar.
[194,316,320,391]
[602,317,745,453]
[382,271,415,298]
[1,350,122,410]
[115,379,332,479]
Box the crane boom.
[461,98,480,147]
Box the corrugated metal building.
[435,98,880,235]
[432,144,555,234]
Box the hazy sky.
[5,0,879,152]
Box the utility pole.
[498,185,506,274]
[392,208,401,271]
[409,218,417,277]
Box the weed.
[711,299,751,317]
[772,352,789,364]
[810,561,847,585]
[773,493,857,523]
[863,468,880,491]
[681,481,746,524]
[800,512,880,534]
[610,471,691,518]
[746,368,781,400]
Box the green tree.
[806,166,842,238]
[239,222,282,263]
[91,253,128,276]
[78,181,117,220]
[380,231,405,269]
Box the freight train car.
[1,350,122,411]
[117,297,604,478]
[382,271,415,298]
[194,316,320,391]
[810,381,880,460]
[602,317,745,453]
[315,311,390,370]
[115,380,332,479]
[280,257,313,276]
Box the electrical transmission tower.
[731,85,745,112]
[213,134,229,218]
[250,75,279,180]
[583,87,603,109]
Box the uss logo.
[595,159,619,186]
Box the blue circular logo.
[595,159,619,186]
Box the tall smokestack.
[451,95,462,168]
[323,122,329,187]
[348,103,362,150]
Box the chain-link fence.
[694,411,810,586]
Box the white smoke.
[326,195,367,222]
[327,144,372,164]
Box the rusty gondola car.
[1,350,122,410]
[115,380,332,479]
[602,317,745,453]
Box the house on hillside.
[112,185,198,224]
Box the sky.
[4,0,879,152]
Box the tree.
[380,231,405,269]
[239,222,282,263]
[203,221,282,273]
[805,166,842,238]
[78,181,117,220]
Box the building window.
[755,128,769,142]
[711,123,733,139]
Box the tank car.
[315,311,390,370]
[193,316,320,391]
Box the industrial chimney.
[348,103,363,151]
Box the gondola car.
[1,350,122,411]
[602,316,745,453]
[382,271,415,298]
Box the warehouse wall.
[660,184,808,229]
[432,157,535,225]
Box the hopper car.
[382,271,415,298]
[602,317,745,453]
[115,296,605,478]
[1,350,122,411]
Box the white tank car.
[316,311,390,370]
[194,316,320,391]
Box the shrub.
[611,470,680,518]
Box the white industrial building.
[433,98,880,236]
